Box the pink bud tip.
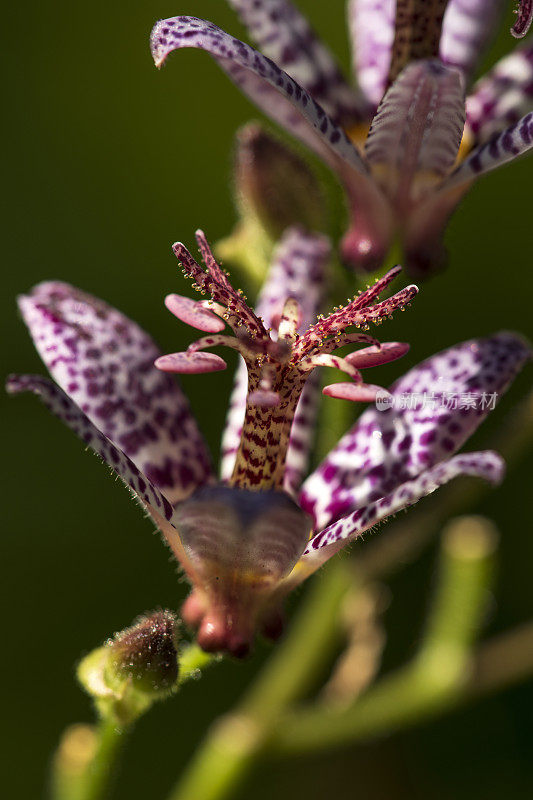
[323,382,386,402]
[345,342,410,369]
[154,351,227,374]
[164,294,226,333]
[248,390,281,407]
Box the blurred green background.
[2,2,533,798]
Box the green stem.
[78,718,127,800]
[52,718,128,800]
[165,560,354,800]
[268,516,498,756]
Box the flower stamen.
[156,233,417,491]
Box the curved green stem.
[269,516,498,756]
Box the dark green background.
[2,2,532,798]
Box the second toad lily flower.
[8,229,530,656]
[151,1,533,275]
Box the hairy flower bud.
[77,610,180,725]
[106,610,180,696]
[234,123,326,238]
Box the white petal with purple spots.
[466,43,533,141]
[300,333,531,531]
[442,111,533,190]
[440,0,504,84]
[348,0,395,109]
[18,281,212,503]
[227,0,368,124]
[300,450,504,568]
[150,16,370,175]
[6,375,177,521]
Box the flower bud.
[234,122,326,238]
[106,610,180,697]
[77,610,180,725]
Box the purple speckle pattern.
[18,281,212,503]
[150,16,369,176]
[219,227,330,492]
[301,450,504,562]
[365,60,466,201]
[443,110,533,190]
[6,374,176,522]
[227,0,368,125]
[300,332,531,531]
[348,0,395,109]
[466,43,533,141]
[440,0,504,83]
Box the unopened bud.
[77,610,180,725]
[106,610,180,696]
[234,123,326,238]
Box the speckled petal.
[226,0,368,124]
[440,0,504,83]
[297,450,503,575]
[348,0,395,108]
[300,332,531,531]
[219,228,329,492]
[466,43,533,141]
[18,281,212,503]
[365,60,466,205]
[151,16,369,175]
[441,111,533,190]
[511,0,533,38]
[6,374,176,521]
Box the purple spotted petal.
[18,281,212,503]
[511,0,533,38]
[6,374,176,521]
[226,0,368,124]
[348,0,395,108]
[440,0,504,83]
[219,228,329,491]
[151,16,368,175]
[365,60,466,205]
[298,450,504,573]
[300,332,531,531]
[150,16,393,274]
[466,43,533,141]
[441,111,533,190]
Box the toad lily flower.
[151,2,533,275]
[8,229,529,656]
